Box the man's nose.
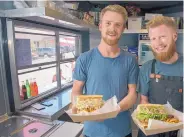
[155,39,163,46]
[108,24,116,31]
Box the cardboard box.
[132,103,183,136]
[128,17,142,30]
[65,96,120,122]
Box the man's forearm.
[70,88,82,109]
[71,81,84,105]
[118,92,137,112]
[71,89,82,105]
[72,87,82,97]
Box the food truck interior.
[0,1,183,137]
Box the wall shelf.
[2,7,183,33]
[2,7,97,31]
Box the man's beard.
[152,41,176,62]
[102,31,120,46]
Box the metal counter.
[0,115,83,137]
[45,122,83,137]
[19,88,72,121]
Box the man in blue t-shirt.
[71,5,139,137]
[137,16,183,137]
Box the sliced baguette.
[137,104,164,112]
[77,95,103,99]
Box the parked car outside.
[37,47,55,57]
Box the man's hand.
[117,104,121,113]
[140,95,149,104]
[71,105,78,114]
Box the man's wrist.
[118,103,122,113]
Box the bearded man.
[71,4,139,137]
[137,15,183,137]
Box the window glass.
[13,25,78,104]
[59,35,76,60]
[15,28,56,69]
[18,66,57,101]
[59,61,75,86]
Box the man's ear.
[99,22,102,31]
[122,22,127,33]
[122,27,125,33]
[173,32,178,42]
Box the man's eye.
[116,24,121,27]
[106,22,110,25]
[151,38,156,41]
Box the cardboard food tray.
[68,109,119,122]
[131,104,183,136]
[65,96,120,122]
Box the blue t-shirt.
[73,47,139,137]
[138,54,183,96]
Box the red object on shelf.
[33,78,38,96]
[21,81,27,100]
[30,79,35,97]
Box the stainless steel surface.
[20,88,72,121]
[11,121,55,137]
[3,7,96,31]
[0,116,30,137]
[56,31,61,88]
[21,16,87,31]
[7,19,22,110]
[48,122,83,137]
[0,114,8,123]
[0,19,11,115]
[0,10,5,17]
[75,35,81,58]
[19,83,72,114]
[17,61,57,71]
[4,7,48,18]
[14,19,78,36]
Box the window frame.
[7,19,81,109]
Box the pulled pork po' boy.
[75,95,104,114]
[136,104,179,128]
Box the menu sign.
[15,39,32,68]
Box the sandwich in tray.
[136,104,180,128]
[75,95,104,114]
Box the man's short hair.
[100,4,128,25]
[146,15,177,32]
